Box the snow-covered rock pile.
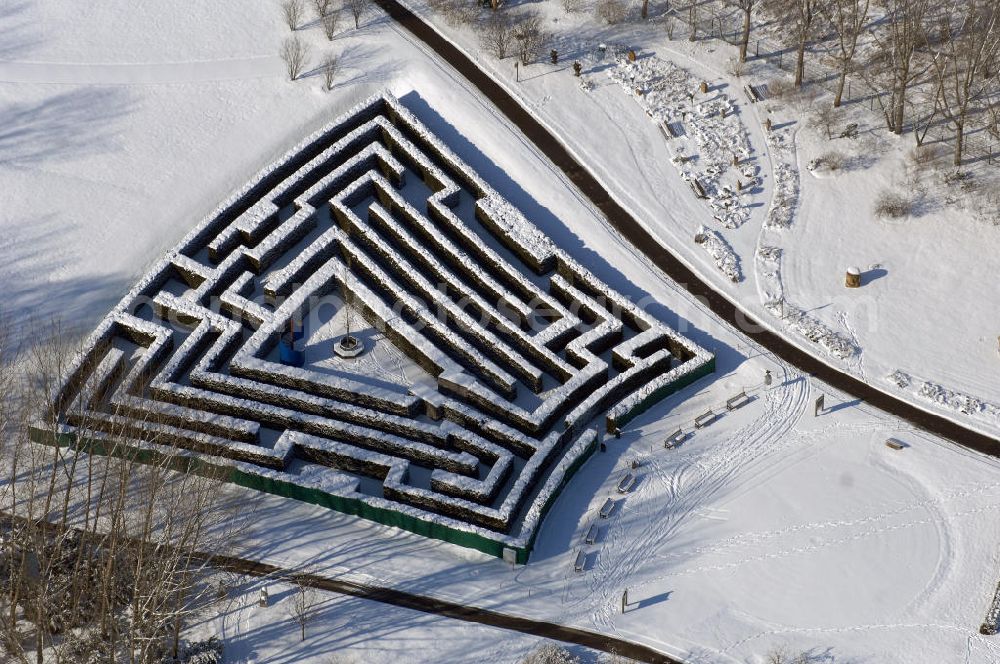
[695,225,743,282]
[608,51,756,229]
[763,299,858,360]
[41,92,713,562]
[887,370,1000,427]
[763,121,801,230]
[767,162,799,229]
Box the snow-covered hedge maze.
[39,93,713,562]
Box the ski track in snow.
[645,475,1000,567]
[586,366,810,632]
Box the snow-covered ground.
[4,1,1000,662]
[193,577,602,663]
[391,0,1000,439]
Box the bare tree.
[927,0,1000,165]
[864,0,932,134]
[820,0,871,106]
[988,89,1000,141]
[809,103,841,139]
[289,580,316,641]
[726,0,755,62]
[788,0,818,86]
[665,15,677,38]
[281,36,311,80]
[322,8,342,39]
[281,0,306,30]
[766,646,792,664]
[0,320,252,664]
[514,12,547,65]
[321,52,339,90]
[430,0,480,26]
[479,10,515,59]
[313,0,332,17]
[347,0,367,28]
[596,0,627,25]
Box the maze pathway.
[41,93,714,561]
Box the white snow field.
[4,1,1000,663]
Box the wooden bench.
[885,438,906,450]
[574,549,586,572]
[744,84,762,103]
[694,410,718,428]
[617,473,636,493]
[726,391,751,411]
[599,497,615,518]
[690,179,708,199]
[584,523,599,545]
[664,428,685,449]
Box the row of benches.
[575,388,760,571]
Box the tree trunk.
[954,122,964,166]
[35,596,43,664]
[892,90,905,134]
[795,38,806,86]
[739,7,751,62]
[834,71,847,107]
[641,0,649,19]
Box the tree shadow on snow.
[0,213,128,349]
[0,87,135,168]
[0,0,42,60]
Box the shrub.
[726,56,745,78]
[907,144,941,169]
[873,190,911,219]
[595,0,627,24]
[813,150,845,172]
[430,0,479,26]
[766,77,795,102]
[976,190,1000,226]
[521,643,580,664]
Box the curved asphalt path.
[373,0,1000,457]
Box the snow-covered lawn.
[4,0,1000,662]
[195,578,602,663]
